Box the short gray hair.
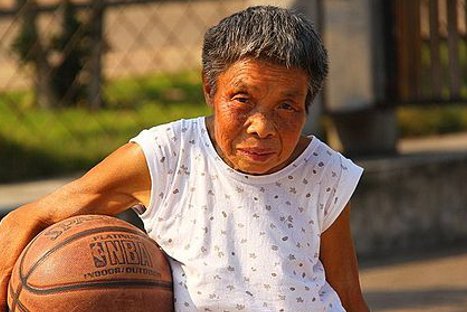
[201,5,328,110]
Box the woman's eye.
[234,97,249,104]
[278,102,295,111]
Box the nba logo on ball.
[89,237,154,268]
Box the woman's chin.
[235,161,280,176]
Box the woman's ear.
[202,75,213,107]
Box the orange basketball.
[8,215,173,312]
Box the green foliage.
[105,71,204,109]
[397,106,467,137]
[419,40,467,100]
[0,72,210,182]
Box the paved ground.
[397,132,467,154]
[360,247,467,312]
[1,132,467,311]
[0,175,78,213]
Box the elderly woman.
[0,6,369,312]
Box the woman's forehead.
[217,58,309,94]
[222,58,307,75]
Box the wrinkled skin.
[204,58,310,175]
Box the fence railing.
[390,0,467,105]
[0,0,248,182]
[0,0,248,99]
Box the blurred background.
[0,0,466,311]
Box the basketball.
[7,215,173,312]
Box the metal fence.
[0,0,259,182]
[0,0,252,100]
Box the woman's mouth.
[237,148,276,162]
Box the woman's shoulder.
[132,117,203,142]
[302,135,363,177]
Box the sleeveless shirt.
[130,117,363,312]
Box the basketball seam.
[22,279,173,295]
[16,299,30,312]
[9,282,30,312]
[8,280,19,312]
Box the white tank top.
[130,117,363,312]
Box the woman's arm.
[0,142,151,312]
[320,203,370,312]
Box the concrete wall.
[322,0,386,111]
[352,152,467,257]
[322,0,398,156]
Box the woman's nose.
[246,112,276,139]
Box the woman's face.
[204,58,309,175]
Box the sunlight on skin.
[204,58,311,175]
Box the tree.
[85,0,105,110]
[51,0,88,107]
[12,0,58,109]
[12,0,104,109]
